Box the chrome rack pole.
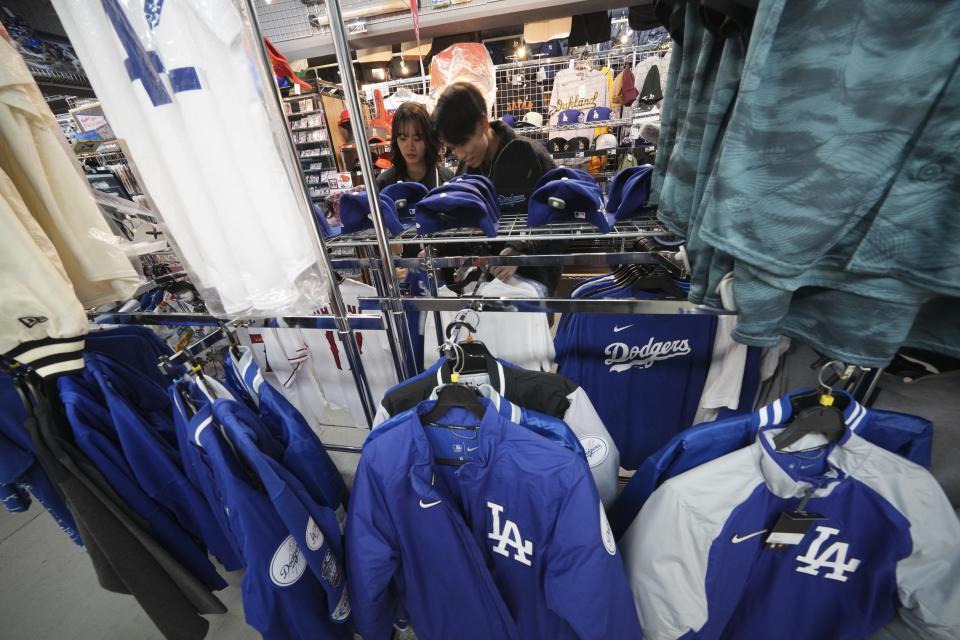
[243,0,376,426]
[324,0,416,382]
[423,244,445,349]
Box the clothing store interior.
[0,0,957,639]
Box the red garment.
[264,36,311,91]
[620,67,639,106]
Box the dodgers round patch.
[580,435,609,468]
[270,535,307,587]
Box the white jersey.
[424,277,555,372]
[53,0,322,313]
[301,278,399,427]
[547,67,611,141]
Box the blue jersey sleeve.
[346,454,401,640]
[545,468,643,638]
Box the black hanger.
[447,266,489,295]
[218,321,242,360]
[422,384,485,423]
[773,362,851,451]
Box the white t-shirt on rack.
[423,277,555,372]
[53,0,319,313]
[547,67,611,141]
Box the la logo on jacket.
[795,526,861,582]
[488,501,533,566]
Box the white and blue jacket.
[622,396,960,640]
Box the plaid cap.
[339,191,410,236]
[382,181,429,221]
[415,189,499,237]
[529,176,611,232]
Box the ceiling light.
[516,45,527,60]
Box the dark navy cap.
[612,164,654,220]
[585,106,613,122]
[529,177,610,232]
[415,190,499,237]
[339,191,410,236]
[501,113,517,127]
[567,136,590,152]
[382,181,429,221]
[557,108,584,126]
[605,165,651,213]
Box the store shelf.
[282,93,319,102]
[296,140,330,148]
[291,125,327,132]
[516,117,633,136]
[325,210,666,247]
[287,109,324,117]
[550,144,654,160]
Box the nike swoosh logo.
[731,529,768,544]
[467,446,479,452]
[613,324,633,333]
[419,499,442,509]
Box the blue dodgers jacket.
[81,353,238,568]
[608,389,934,539]
[223,347,348,519]
[347,400,642,640]
[58,373,225,590]
[182,377,352,640]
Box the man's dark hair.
[432,82,487,146]
[390,102,442,178]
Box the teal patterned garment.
[654,0,960,366]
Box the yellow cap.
[819,394,835,407]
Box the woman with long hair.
[376,101,453,189]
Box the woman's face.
[397,122,427,167]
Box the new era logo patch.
[18,316,48,328]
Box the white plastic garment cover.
[430,43,496,117]
[52,0,328,313]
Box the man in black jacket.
[432,82,560,293]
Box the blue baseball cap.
[612,165,654,220]
[529,177,611,232]
[446,174,500,216]
[557,108,584,126]
[415,190,499,237]
[585,106,612,123]
[501,113,517,127]
[339,191,410,236]
[534,167,595,191]
[312,203,341,238]
[381,181,429,221]
[605,165,652,213]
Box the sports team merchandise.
[0,2,957,640]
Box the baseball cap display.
[339,191,411,236]
[594,133,618,150]
[529,171,610,232]
[605,165,654,220]
[515,111,544,128]
[443,175,501,217]
[382,181,429,221]
[547,137,567,153]
[585,106,613,123]
[415,187,500,237]
[567,136,590,152]
[557,108,584,126]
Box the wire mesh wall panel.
[254,0,315,42]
